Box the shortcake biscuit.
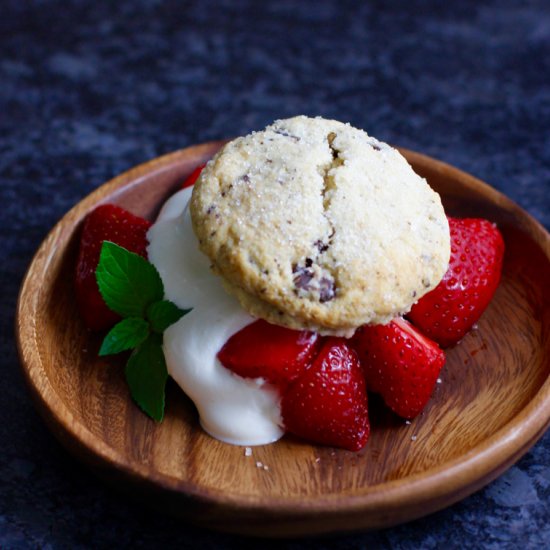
[190,116,450,335]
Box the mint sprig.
[125,333,168,423]
[147,300,188,333]
[96,241,164,318]
[96,241,190,421]
[99,317,149,356]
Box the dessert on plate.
[75,116,504,451]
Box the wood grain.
[16,144,550,536]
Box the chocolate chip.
[206,205,215,215]
[319,277,335,302]
[273,129,300,142]
[293,265,314,291]
[305,257,313,268]
[371,144,381,151]
[314,240,329,253]
[295,272,314,290]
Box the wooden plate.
[16,143,550,537]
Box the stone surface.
[1,0,549,547]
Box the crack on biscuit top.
[291,132,344,303]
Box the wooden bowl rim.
[16,143,550,517]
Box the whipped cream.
[147,188,284,445]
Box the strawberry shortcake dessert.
[75,117,504,451]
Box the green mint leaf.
[147,300,191,333]
[125,333,167,422]
[96,241,164,318]
[99,318,150,356]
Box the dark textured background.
[2,0,549,548]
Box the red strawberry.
[281,338,370,451]
[217,319,319,390]
[408,217,504,347]
[350,318,445,419]
[75,204,152,331]
[181,163,206,188]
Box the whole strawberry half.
[281,338,370,451]
[75,204,152,331]
[181,163,206,189]
[408,217,504,348]
[217,319,319,391]
[351,318,445,419]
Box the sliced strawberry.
[351,318,445,419]
[217,319,319,390]
[408,217,504,347]
[75,204,152,331]
[181,163,206,188]
[281,338,370,451]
